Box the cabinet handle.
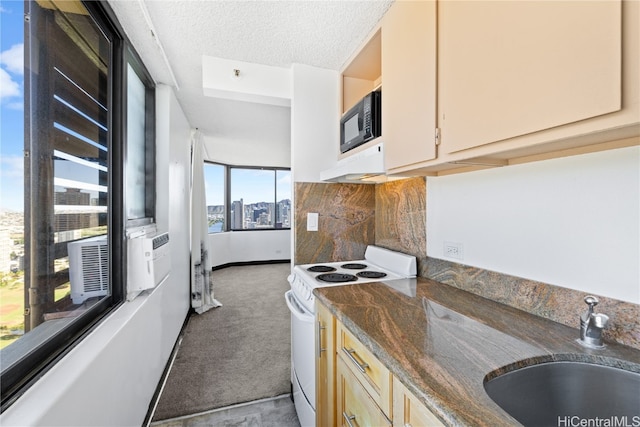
[343,412,357,427]
[342,347,369,373]
[317,321,326,358]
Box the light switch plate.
[307,213,319,231]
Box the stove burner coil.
[307,265,336,273]
[356,271,387,279]
[316,273,358,283]
[340,263,368,270]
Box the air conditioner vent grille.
[68,235,109,304]
[80,244,108,292]
[152,233,169,250]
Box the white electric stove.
[284,245,417,426]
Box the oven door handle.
[285,290,313,323]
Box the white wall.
[201,102,291,168]
[0,85,192,426]
[203,64,338,266]
[202,84,293,266]
[202,123,292,265]
[427,145,640,304]
[209,230,291,268]
[290,64,339,262]
[291,64,340,184]
[202,64,338,266]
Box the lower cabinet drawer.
[337,356,392,427]
[336,321,393,417]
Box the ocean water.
[208,222,223,233]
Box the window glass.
[0,0,111,353]
[0,0,147,404]
[126,64,147,220]
[0,0,25,353]
[125,53,155,225]
[230,168,276,230]
[204,165,291,232]
[204,163,225,233]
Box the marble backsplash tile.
[294,182,375,265]
[423,257,640,351]
[372,176,639,351]
[294,178,639,351]
[374,177,427,271]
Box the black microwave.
[340,90,381,154]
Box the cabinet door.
[438,0,622,154]
[316,302,335,427]
[382,0,437,172]
[337,356,392,427]
[336,321,393,417]
[393,377,444,427]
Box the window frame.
[203,162,291,233]
[203,161,227,233]
[0,0,153,410]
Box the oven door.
[285,290,316,416]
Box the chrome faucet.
[579,295,609,348]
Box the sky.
[0,1,24,212]
[0,1,291,212]
[204,164,291,207]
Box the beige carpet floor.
[152,263,292,422]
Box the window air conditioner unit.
[127,231,170,301]
[68,235,109,304]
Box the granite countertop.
[314,277,640,426]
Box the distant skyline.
[0,1,24,212]
[204,165,291,207]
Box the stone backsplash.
[294,182,374,264]
[374,177,427,266]
[423,257,640,351]
[294,178,640,351]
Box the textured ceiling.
[108,0,393,145]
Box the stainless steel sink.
[484,361,640,426]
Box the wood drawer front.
[392,377,444,427]
[337,321,392,417]
[337,356,392,427]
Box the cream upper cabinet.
[381,0,638,176]
[342,31,381,115]
[438,0,625,155]
[382,0,437,173]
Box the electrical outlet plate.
[444,241,464,260]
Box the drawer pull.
[317,321,326,358]
[343,412,357,427]
[342,347,369,373]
